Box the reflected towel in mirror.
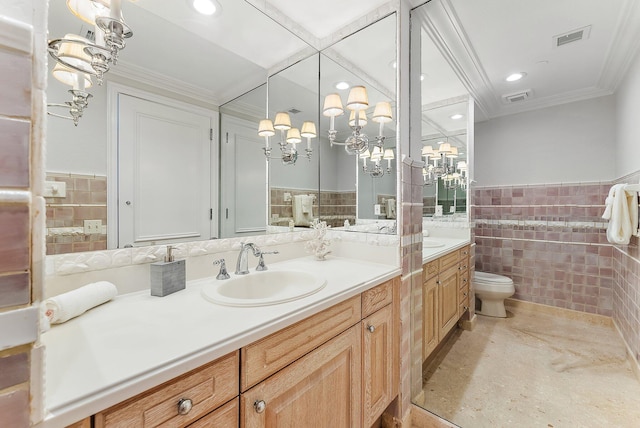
[293,195,314,226]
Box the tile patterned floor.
[416,305,640,427]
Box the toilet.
[474,271,515,318]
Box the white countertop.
[422,236,471,262]
[41,256,400,427]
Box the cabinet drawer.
[459,297,470,316]
[362,280,393,317]
[423,260,439,281]
[95,351,239,428]
[459,286,469,302]
[241,295,361,391]
[459,271,469,290]
[439,250,459,270]
[460,245,470,259]
[187,398,238,428]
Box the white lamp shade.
[346,85,369,111]
[348,110,368,127]
[258,119,275,137]
[446,146,458,158]
[372,101,393,123]
[52,62,93,89]
[360,149,371,159]
[57,34,95,74]
[438,142,452,154]
[421,145,435,156]
[457,161,467,170]
[371,146,383,160]
[300,121,317,138]
[286,128,302,144]
[323,93,344,117]
[273,112,292,130]
[67,0,110,25]
[383,149,395,160]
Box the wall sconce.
[360,146,395,178]
[422,142,467,188]
[323,86,393,156]
[258,112,316,165]
[48,0,134,125]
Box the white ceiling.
[48,0,640,117]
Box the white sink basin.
[423,239,446,248]
[201,270,327,307]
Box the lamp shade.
[52,62,93,89]
[286,128,302,144]
[372,101,393,123]
[438,142,452,154]
[322,93,344,117]
[383,149,395,160]
[300,121,317,138]
[258,119,275,137]
[57,34,95,74]
[273,112,292,130]
[346,85,369,111]
[348,110,368,127]
[67,0,110,25]
[446,146,458,158]
[360,149,371,159]
[457,161,467,170]
[371,145,383,160]
[421,145,435,157]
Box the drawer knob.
[177,398,193,415]
[367,325,375,333]
[254,400,267,413]
[463,292,468,296]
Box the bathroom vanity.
[422,240,471,360]
[41,257,400,427]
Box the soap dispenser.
[150,246,186,297]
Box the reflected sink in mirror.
[422,238,446,248]
[201,270,326,307]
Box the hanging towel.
[43,281,118,324]
[293,195,313,226]
[602,183,638,245]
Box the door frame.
[106,82,219,248]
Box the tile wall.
[473,174,640,367]
[45,173,107,255]
[0,4,46,425]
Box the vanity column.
[0,1,47,426]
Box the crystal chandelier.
[258,112,316,165]
[322,86,393,155]
[422,141,466,187]
[360,146,395,178]
[47,0,133,125]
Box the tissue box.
[150,260,186,297]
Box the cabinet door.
[188,398,238,427]
[439,265,459,339]
[422,275,438,359]
[362,304,394,426]
[241,326,362,428]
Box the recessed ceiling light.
[389,60,397,69]
[450,114,464,120]
[189,0,220,16]
[506,72,526,82]
[420,74,426,81]
[335,81,350,90]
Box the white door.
[117,94,213,248]
[220,115,267,238]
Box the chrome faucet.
[235,242,260,275]
[378,223,397,234]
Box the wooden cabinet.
[95,351,239,428]
[241,326,362,428]
[423,245,470,361]
[85,277,399,428]
[362,304,394,427]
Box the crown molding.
[597,0,640,91]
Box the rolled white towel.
[44,281,117,324]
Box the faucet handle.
[213,258,230,280]
[255,251,279,271]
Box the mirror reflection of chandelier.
[258,112,316,166]
[322,86,393,156]
[47,0,133,125]
[422,141,467,187]
[360,146,395,178]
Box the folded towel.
[293,195,313,226]
[301,195,313,214]
[603,183,638,245]
[44,281,117,324]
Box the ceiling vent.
[503,90,531,103]
[554,25,591,47]
[287,107,301,114]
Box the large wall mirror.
[319,13,398,229]
[45,0,314,253]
